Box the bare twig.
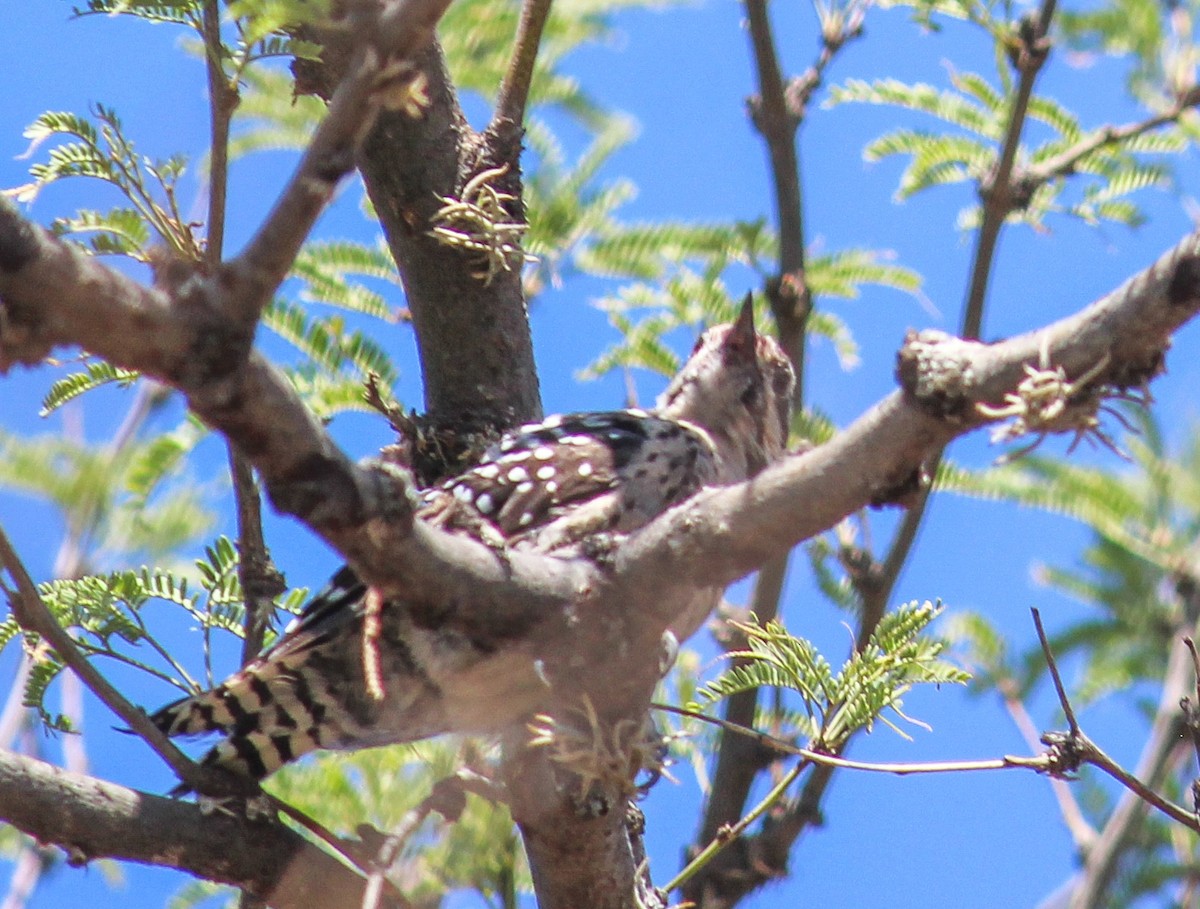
[743,0,809,376]
[999,679,1098,850]
[492,0,554,131]
[1065,631,1199,909]
[1083,740,1199,833]
[962,0,1057,337]
[658,703,1050,775]
[1020,86,1200,191]
[1031,607,1080,735]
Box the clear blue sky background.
[2,1,1199,907]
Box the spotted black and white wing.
[426,409,720,550]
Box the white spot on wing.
[536,465,555,480]
[476,492,495,514]
[578,462,594,478]
[508,466,528,482]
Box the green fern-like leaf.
[50,207,152,259]
[40,361,141,416]
[828,78,1003,139]
[24,653,70,732]
[72,0,201,24]
[263,298,399,384]
[291,240,403,321]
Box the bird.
[150,296,795,781]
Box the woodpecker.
[151,297,795,780]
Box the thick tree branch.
[295,37,541,437]
[621,226,1200,606]
[0,749,401,909]
[2,198,1198,648]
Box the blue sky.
[2,1,1199,907]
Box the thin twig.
[1183,636,1200,772]
[743,0,809,379]
[962,0,1057,337]
[1066,629,1199,909]
[999,680,1098,850]
[1031,607,1079,734]
[656,703,1050,775]
[1020,87,1200,190]
[667,759,807,895]
[492,0,554,130]
[1083,738,1200,833]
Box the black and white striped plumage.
[150,299,795,780]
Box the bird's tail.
[150,650,366,780]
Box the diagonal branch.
[1066,631,1198,909]
[0,525,222,794]
[3,213,1200,669]
[1019,86,1200,191]
[221,0,453,326]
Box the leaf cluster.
[829,66,1185,230]
[699,602,969,750]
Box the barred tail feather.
[151,654,365,780]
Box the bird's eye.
[740,383,760,408]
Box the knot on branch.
[895,329,986,421]
[1038,730,1085,779]
[1007,13,1052,74]
[1167,253,1200,309]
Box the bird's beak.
[725,292,757,355]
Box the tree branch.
[962,0,1057,337]
[0,749,402,909]
[1067,632,1198,908]
[1018,86,1200,192]
[492,0,554,133]
[222,0,453,327]
[0,525,216,793]
[295,36,542,437]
